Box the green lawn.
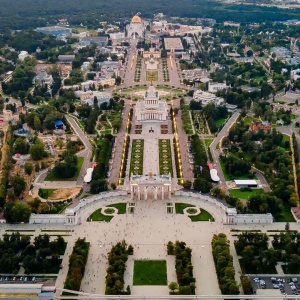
[277,203,296,222]
[130,139,144,175]
[189,208,215,222]
[159,139,173,176]
[175,203,195,214]
[215,117,227,128]
[87,208,113,222]
[133,260,167,285]
[107,203,127,214]
[229,188,264,200]
[38,188,56,199]
[204,139,213,147]
[45,157,84,181]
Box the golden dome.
[131,15,142,23]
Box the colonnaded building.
[135,85,168,121]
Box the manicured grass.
[277,203,296,222]
[181,109,193,134]
[215,117,227,128]
[107,203,127,214]
[204,139,213,147]
[45,157,84,181]
[133,260,167,285]
[281,134,290,150]
[38,188,57,199]
[175,203,195,214]
[87,208,113,222]
[159,139,173,176]
[229,188,264,200]
[189,208,215,222]
[130,139,144,175]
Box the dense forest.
[0,0,300,32]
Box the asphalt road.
[65,115,93,187]
[210,110,240,189]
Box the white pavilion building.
[135,85,168,121]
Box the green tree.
[10,202,31,222]
[13,137,29,154]
[168,281,179,293]
[30,139,45,160]
[11,175,25,197]
[193,177,212,193]
[24,162,33,175]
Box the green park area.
[133,260,167,285]
[229,188,264,200]
[45,157,84,181]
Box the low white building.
[33,69,53,86]
[75,90,111,107]
[175,191,273,224]
[193,90,224,106]
[291,68,300,81]
[109,32,125,40]
[18,51,30,61]
[208,82,227,93]
[29,191,128,225]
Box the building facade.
[127,15,145,39]
[135,85,168,121]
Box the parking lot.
[250,276,300,297]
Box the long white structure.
[29,191,127,225]
[175,191,273,224]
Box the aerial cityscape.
[1,2,300,299]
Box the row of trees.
[90,135,114,194]
[0,233,65,274]
[64,238,89,292]
[22,235,66,274]
[105,240,133,295]
[190,135,212,193]
[0,124,13,208]
[234,232,278,274]
[212,233,239,295]
[167,241,196,295]
[0,232,30,273]
[292,133,300,200]
[272,232,300,273]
